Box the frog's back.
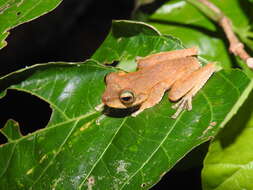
[127,57,200,93]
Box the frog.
[101,47,217,118]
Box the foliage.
[0,0,253,189]
[202,92,253,190]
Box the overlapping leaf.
[202,92,253,190]
[148,0,253,70]
[0,20,252,189]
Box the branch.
[186,0,253,69]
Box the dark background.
[0,0,203,189]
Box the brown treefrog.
[101,47,216,118]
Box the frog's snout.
[102,94,109,104]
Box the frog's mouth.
[102,103,141,118]
[104,99,132,109]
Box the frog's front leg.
[168,63,216,119]
[131,82,168,117]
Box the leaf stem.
[186,0,253,70]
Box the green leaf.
[1,119,22,141]
[0,20,252,189]
[92,20,183,72]
[202,91,253,190]
[147,0,252,70]
[0,0,62,49]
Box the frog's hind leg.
[169,63,216,119]
[137,47,198,70]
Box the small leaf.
[0,119,22,141]
[0,0,62,49]
[0,21,252,189]
[202,91,253,190]
[92,20,183,71]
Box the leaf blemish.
[98,176,105,180]
[200,121,217,137]
[87,176,95,190]
[95,115,106,125]
[39,154,48,164]
[27,136,34,141]
[87,147,95,153]
[192,115,201,123]
[26,168,34,175]
[141,183,146,188]
[52,177,63,190]
[80,121,93,131]
[17,0,24,7]
[116,160,130,173]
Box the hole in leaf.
[0,132,7,145]
[0,89,52,136]
[16,11,21,16]
[141,183,146,188]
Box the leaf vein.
[0,143,17,178]
[78,117,128,189]
[119,114,183,189]
[30,120,80,188]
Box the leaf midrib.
[119,113,183,189]
[78,117,128,189]
[1,109,98,146]
[30,119,80,188]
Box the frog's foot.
[95,103,104,111]
[131,109,143,117]
[171,96,192,119]
[96,114,106,125]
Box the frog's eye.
[119,90,135,105]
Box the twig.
[187,0,253,69]
[197,0,222,16]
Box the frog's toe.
[171,101,180,109]
[171,96,192,119]
[131,110,141,117]
[131,112,138,117]
[95,103,104,111]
